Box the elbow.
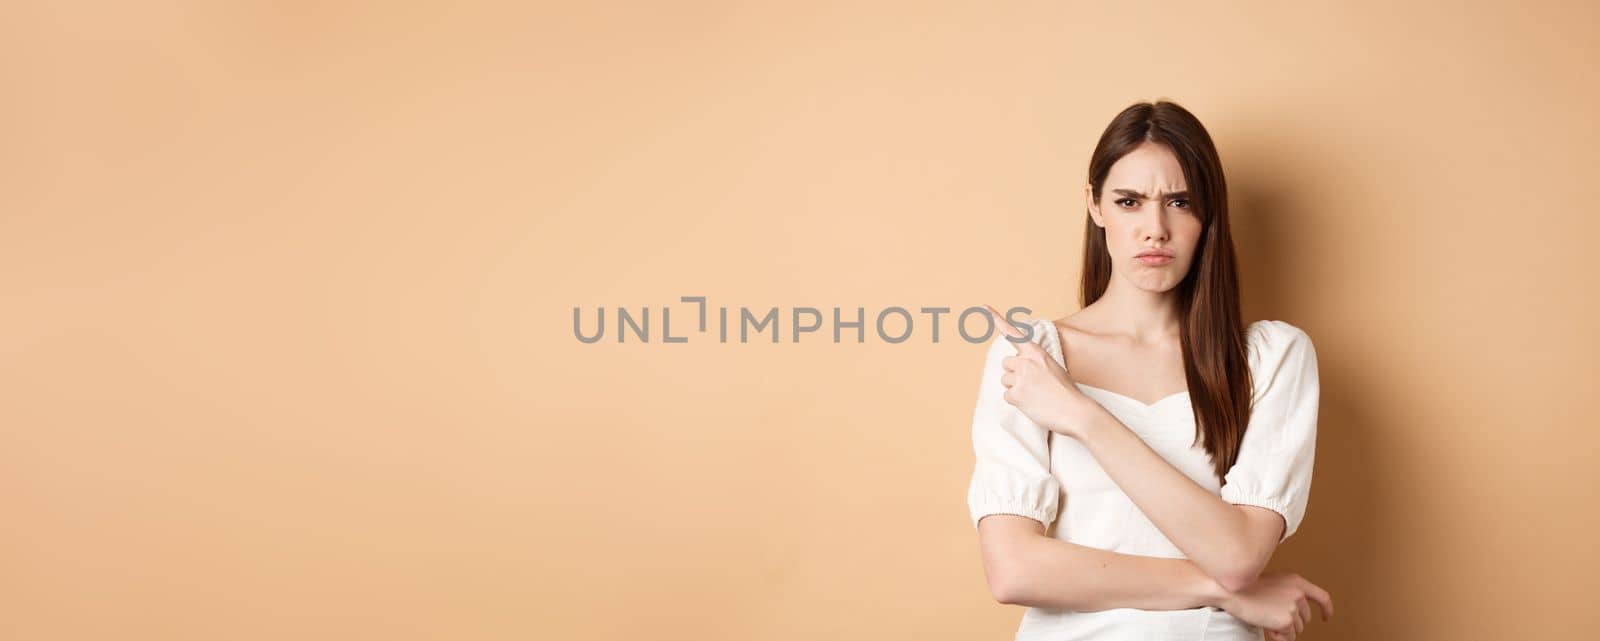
[1212,529,1277,593]
[1213,556,1270,594]
[982,553,1029,604]
[975,515,1048,605]
[1215,500,1291,593]
[986,578,1011,604]
[988,569,1029,605]
[1214,570,1257,594]
[981,546,1034,605]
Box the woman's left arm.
[994,315,1319,593]
[1072,407,1285,592]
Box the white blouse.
[966,318,1320,641]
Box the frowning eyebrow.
[1111,189,1189,200]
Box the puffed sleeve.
[1220,320,1321,543]
[965,320,1061,530]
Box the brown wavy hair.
[1079,100,1251,482]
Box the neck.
[1090,276,1183,342]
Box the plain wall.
[2,2,1596,639]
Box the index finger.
[984,304,1045,356]
[983,304,1028,340]
[1303,582,1334,621]
[979,305,1017,338]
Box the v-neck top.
[965,318,1321,641]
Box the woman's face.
[1086,142,1203,293]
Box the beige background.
[3,2,1596,639]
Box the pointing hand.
[983,304,1092,437]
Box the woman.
[966,100,1334,641]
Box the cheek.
[1175,219,1204,251]
[1103,217,1133,243]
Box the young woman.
[965,100,1334,641]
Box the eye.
[1170,199,1190,209]
[1115,198,1138,208]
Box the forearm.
[1074,406,1260,587]
[1005,533,1229,611]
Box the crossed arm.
[1073,403,1289,592]
[978,404,1289,608]
[977,513,1229,610]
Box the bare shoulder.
[1050,311,1099,342]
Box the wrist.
[1068,402,1116,442]
[1043,398,1095,436]
[1193,569,1233,609]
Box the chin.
[1121,276,1181,293]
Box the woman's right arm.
[978,514,1228,611]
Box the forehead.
[1105,142,1187,190]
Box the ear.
[1084,183,1103,228]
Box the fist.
[985,304,1092,437]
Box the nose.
[1141,207,1170,243]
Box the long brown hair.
[1079,100,1251,482]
